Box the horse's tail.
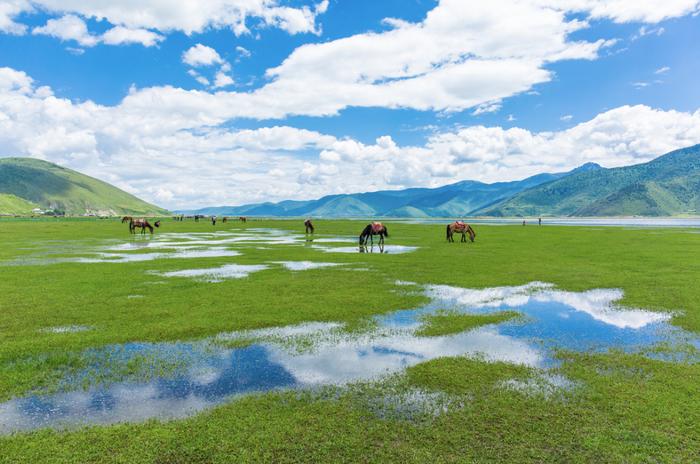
[446,224,451,240]
[309,223,314,233]
[383,225,388,237]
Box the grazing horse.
[304,219,314,234]
[222,217,228,223]
[239,216,247,223]
[130,219,160,234]
[446,221,476,243]
[359,222,388,246]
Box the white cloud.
[235,46,251,58]
[560,114,573,121]
[1,68,699,208]
[655,66,671,74]
[101,26,163,47]
[33,15,98,46]
[1,0,329,39]
[214,71,234,88]
[182,44,223,67]
[32,15,163,47]
[0,0,29,34]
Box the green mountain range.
[188,144,700,218]
[0,158,169,216]
[477,144,700,217]
[187,164,602,218]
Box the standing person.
[539,217,542,226]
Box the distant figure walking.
[446,221,476,243]
[538,217,542,226]
[359,221,388,246]
[304,219,314,234]
[522,220,526,226]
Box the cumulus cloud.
[32,15,99,46]
[182,44,223,67]
[32,14,163,47]
[1,0,328,39]
[83,0,692,122]
[101,26,163,47]
[0,67,698,208]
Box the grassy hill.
[477,144,700,217]
[0,158,169,216]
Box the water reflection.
[317,244,418,254]
[1,282,698,433]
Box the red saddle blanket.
[454,221,466,231]
[371,222,384,233]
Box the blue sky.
[0,0,699,208]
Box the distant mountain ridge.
[185,144,700,218]
[478,144,700,217]
[0,158,169,216]
[187,163,602,217]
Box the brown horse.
[304,219,314,234]
[130,219,160,234]
[446,221,476,243]
[359,222,388,245]
[239,216,247,223]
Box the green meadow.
[0,218,699,463]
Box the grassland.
[0,218,699,463]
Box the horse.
[359,222,388,246]
[130,219,160,234]
[211,216,217,226]
[446,221,476,243]
[304,219,314,234]
[239,216,247,223]
[222,217,228,223]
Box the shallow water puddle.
[313,244,418,254]
[158,264,269,282]
[273,261,344,271]
[2,282,698,434]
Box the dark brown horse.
[130,219,160,234]
[304,219,314,234]
[446,221,476,243]
[359,222,388,246]
[239,216,247,223]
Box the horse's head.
[154,221,161,228]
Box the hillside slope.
[0,158,169,216]
[477,144,700,217]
